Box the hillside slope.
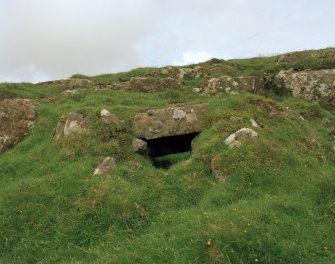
[0,48,335,263]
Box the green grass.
[0,50,335,263]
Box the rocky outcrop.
[224,128,258,148]
[277,48,335,63]
[194,76,267,96]
[0,98,36,154]
[53,112,90,140]
[160,63,233,80]
[273,69,335,109]
[112,77,183,92]
[133,104,205,140]
[38,78,93,87]
[93,157,116,176]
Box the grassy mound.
[0,51,335,263]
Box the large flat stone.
[133,104,205,140]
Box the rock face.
[277,48,335,63]
[133,104,205,140]
[0,98,36,154]
[112,77,183,92]
[53,112,90,140]
[93,157,116,176]
[38,78,93,87]
[194,76,267,96]
[224,128,258,148]
[273,69,335,109]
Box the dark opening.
[144,132,199,169]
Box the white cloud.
[0,0,334,83]
[172,51,212,66]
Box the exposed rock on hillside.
[133,104,205,139]
[99,109,122,127]
[60,89,85,97]
[160,63,233,80]
[194,76,267,96]
[0,98,36,154]
[112,77,183,92]
[273,69,335,109]
[278,48,335,63]
[132,138,148,154]
[93,157,116,176]
[38,78,93,88]
[53,112,90,140]
[224,128,258,148]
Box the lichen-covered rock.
[277,48,335,63]
[133,104,205,139]
[132,138,148,154]
[195,76,267,96]
[224,128,258,148]
[273,69,335,109]
[93,157,116,176]
[112,77,183,92]
[0,98,36,154]
[53,112,90,140]
[38,78,93,87]
[99,109,121,126]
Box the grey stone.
[133,104,205,140]
[224,128,258,149]
[196,76,267,96]
[250,119,260,128]
[273,69,335,110]
[132,138,148,154]
[54,112,90,140]
[93,157,116,176]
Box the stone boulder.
[53,112,90,140]
[112,77,183,92]
[93,157,116,176]
[0,98,36,154]
[277,48,335,63]
[224,128,258,148]
[99,109,121,127]
[194,76,267,96]
[38,78,93,88]
[133,104,205,140]
[132,138,148,154]
[273,69,335,109]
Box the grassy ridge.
[0,51,335,263]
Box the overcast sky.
[1,0,335,83]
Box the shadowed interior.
[144,132,199,158]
